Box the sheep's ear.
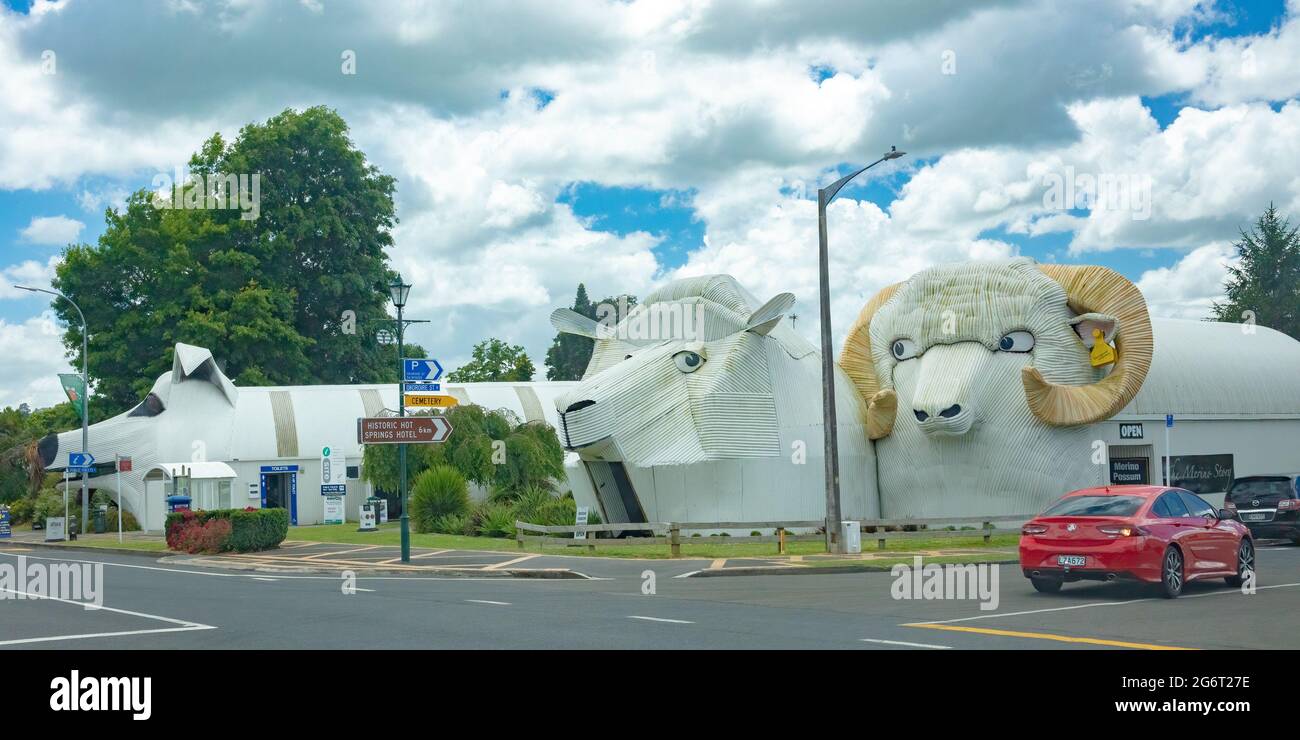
[550,308,615,339]
[1070,312,1118,348]
[746,293,795,336]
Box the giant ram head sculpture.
[840,257,1154,517]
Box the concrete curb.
[155,554,591,579]
[689,557,1019,577]
[0,540,167,559]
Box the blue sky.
[1,0,1298,408]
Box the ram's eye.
[673,351,704,373]
[998,331,1035,352]
[624,354,634,361]
[890,339,919,360]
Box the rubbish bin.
[94,505,108,534]
[166,495,192,513]
[840,520,862,554]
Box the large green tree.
[542,285,637,380]
[447,338,535,382]
[1212,203,1300,340]
[52,106,416,414]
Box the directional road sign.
[357,416,453,445]
[403,358,443,382]
[69,452,94,468]
[404,382,442,393]
[405,394,458,408]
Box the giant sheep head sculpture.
[840,258,1154,516]
[550,275,802,465]
[842,258,1153,439]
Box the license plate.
[1057,555,1086,567]
[1242,513,1269,522]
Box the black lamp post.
[388,274,413,562]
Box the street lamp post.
[816,146,905,553]
[387,275,413,563]
[15,284,90,534]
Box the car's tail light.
[1021,523,1048,535]
[1098,525,1147,537]
[1278,499,1298,511]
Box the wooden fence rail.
[515,514,1035,557]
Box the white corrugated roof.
[1119,319,1300,418]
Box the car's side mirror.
[1217,508,1237,521]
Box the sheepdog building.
[37,259,1300,528]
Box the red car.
[1019,485,1254,598]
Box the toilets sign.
[320,446,346,494]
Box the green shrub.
[409,465,470,534]
[101,505,141,532]
[431,513,469,535]
[165,507,288,552]
[32,489,68,527]
[6,497,33,525]
[475,502,516,538]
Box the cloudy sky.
[2,0,1298,409]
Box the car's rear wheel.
[1160,546,1184,598]
[1225,538,1254,586]
[1030,576,1063,593]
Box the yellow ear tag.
[1090,328,1116,367]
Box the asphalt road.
[2,543,1298,649]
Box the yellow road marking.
[484,554,540,570]
[709,559,726,570]
[904,623,1195,650]
[302,545,381,560]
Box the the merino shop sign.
[1164,454,1235,494]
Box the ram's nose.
[912,403,973,436]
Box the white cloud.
[0,256,61,299]
[0,0,1298,402]
[19,215,83,245]
[1136,241,1238,320]
[0,312,72,409]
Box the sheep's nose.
[565,400,596,413]
[914,404,962,423]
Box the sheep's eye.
[673,351,704,373]
[890,339,918,360]
[998,331,1035,352]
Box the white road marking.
[252,577,279,581]
[0,551,586,583]
[673,571,701,578]
[627,615,694,624]
[484,554,541,570]
[0,586,215,646]
[914,581,1300,625]
[860,638,952,649]
[466,599,511,606]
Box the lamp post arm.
[820,156,888,205]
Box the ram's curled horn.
[1023,264,1154,426]
[550,308,616,339]
[839,282,902,440]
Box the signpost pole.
[398,302,410,564]
[1165,414,1173,486]
[116,454,123,543]
[62,469,69,542]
